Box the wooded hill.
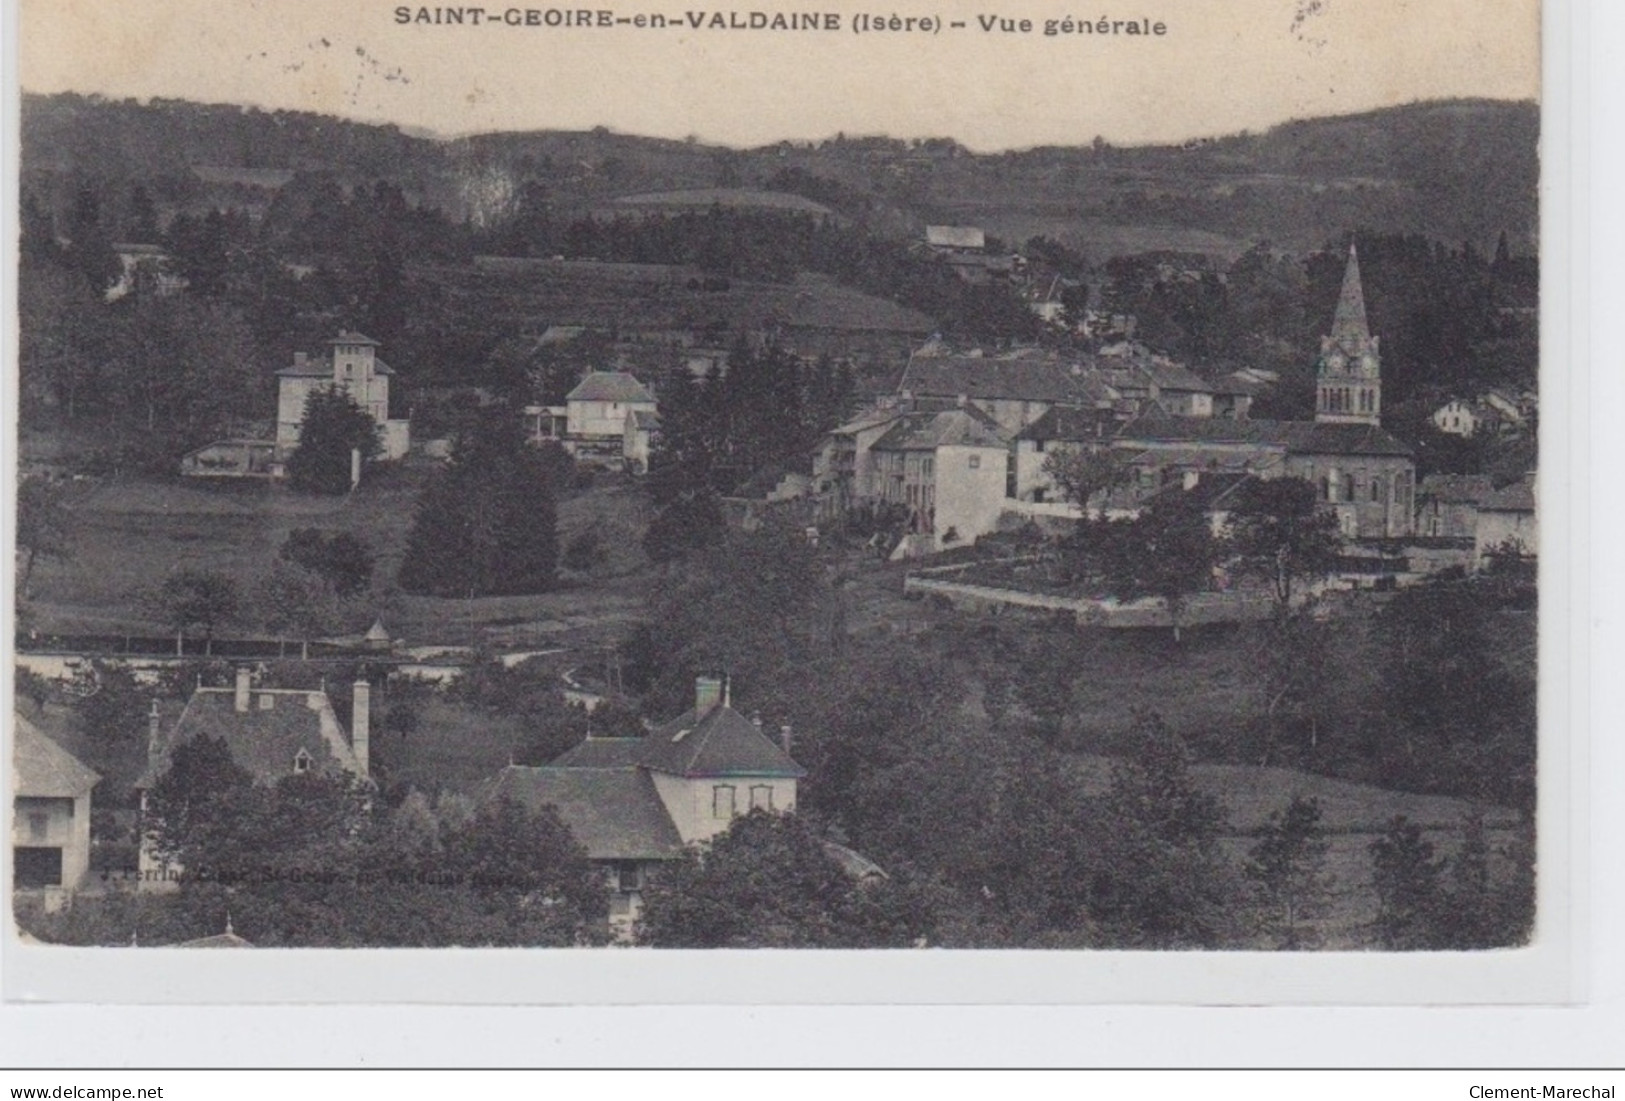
[21,93,1537,261]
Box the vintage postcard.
[5,0,1570,1003]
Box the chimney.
[234,667,251,712]
[779,724,794,757]
[351,679,370,777]
[694,675,723,716]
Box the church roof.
[1113,409,1412,457]
[1330,244,1372,348]
[14,713,100,798]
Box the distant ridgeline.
[20,93,1537,254]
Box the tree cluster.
[59,735,613,948]
[397,405,560,597]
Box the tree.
[397,405,559,597]
[142,735,265,882]
[1089,712,1234,945]
[279,529,375,598]
[1096,488,1219,643]
[150,568,241,655]
[1245,604,1340,764]
[254,562,339,659]
[1223,476,1342,613]
[1368,815,1447,949]
[285,387,382,495]
[1042,445,1126,515]
[1245,795,1334,948]
[16,476,74,598]
[441,796,607,939]
[636,810,936,948]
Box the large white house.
[478,675,805,930]
[276,331,411,461]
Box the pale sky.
[20,0,1540,150]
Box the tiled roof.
[1419,474,1497,505]
[629,410,661,430]
[1142,472,1256,511]
[1270,421,1414,458]
[898,354,1083,405]
[925,225,985,250]
[480,766,686,860]
[550,737,648,769]
[326,330,381,346]
[642,705,807,779]
[1016,406,1119,443]
[14,713,100,798]
[141,687,360,788]
[1114,410,1413,458]
[275,360,333,379]
[567,371,656,404]
[1480,474,1537,512]
[871,408,1008,452]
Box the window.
[1371,476,1384,503]
[1342,474,1355,502]
[259,693,274,710]
[293,748,313,774]
[712,785,737,819]
[968,454,981,470]
[28,812,49,842]
[615,861,644,892]
[750,785,774,812]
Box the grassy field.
[28,463,657,652]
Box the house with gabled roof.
[134,667,373,889]
[13,712,100,892]
[477,675,806,928]
[562,370,658,466]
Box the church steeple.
[1330,243,1371,348]
[1316,242,1382,426]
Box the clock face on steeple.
[1360,353,1377,374]
[1327,352,1346,372]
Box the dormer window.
[259,693,274,710]
[293,749,313,774]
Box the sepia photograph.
[7,0,1553,979]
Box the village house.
[1474,472,1538,567]
[1416,474,1497,538]
[863,407,1011,551]
[13,713,99,895]
[277,331,411,461]
[562,370,659,465]
[1432,398,1484,437]
[477,676,806,929]
[134,668,373,888]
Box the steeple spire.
[1330,242,1370,349]
[1316,239,1382,426]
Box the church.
[1018,244,1418,540]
